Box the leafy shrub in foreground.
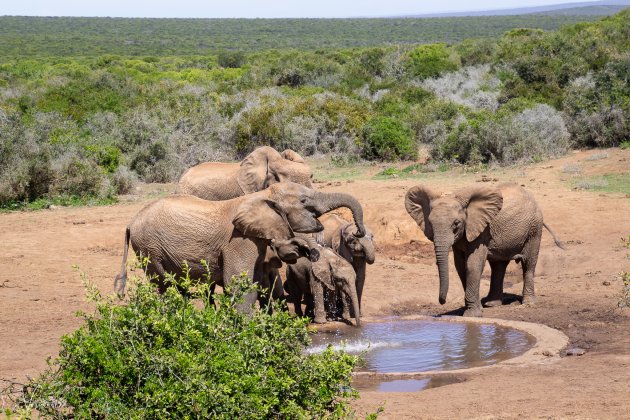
[16,273,357,418]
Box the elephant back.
[176,162,242,200]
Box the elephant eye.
[452,220,462,231]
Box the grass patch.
[584,152,609,161]
[373,162,449,179]
[0,194,117,212]
[620,141,630,150]
[573,173,630,194]
[313,166,372,181]
[561,163,582,175]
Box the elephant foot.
[463,307,483,317]
[522,295,537,306]
[313,316,327,324]
[483,298,503,308]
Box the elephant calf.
[405,182,563,317]
[315,213,375,314]
[285,241,361,326]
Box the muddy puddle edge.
[314,315,570,379]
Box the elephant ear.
[455,186,503,242]
[331,227,343,252]
[312,258,335,291]
[405,185,440,242]
[233,196,292,240]
[237,147,274,194]
[280,149,305,163]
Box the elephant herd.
[114,146,562,323]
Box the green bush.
[361,116,416,161]
[217,50,247,68]
[15,273,358,418]
[405,44,459,80]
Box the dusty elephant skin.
[405,182,563,317]
[114,182,365,311]
[176,146,313,200]
[316,213,376,313]
[285,241,361,326]
[257,238,319,313]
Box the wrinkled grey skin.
[114,182,365,312]
[285,239,361,326]
[405,182,563,317]
[176,147,313,200]
[316,213,375,315]
[257,240,320,313]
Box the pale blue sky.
[1,0,595,18]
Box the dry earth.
[1,148,629,418]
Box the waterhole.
[307,318,535,391]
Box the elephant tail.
[114,226,131,297]
[543,222,565,250]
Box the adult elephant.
[285,241,361,326]
[315,213,375,313]
[176,147,312,200]
[114,182,365,312]
[405,182,563,317]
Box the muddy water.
[307,319,535,374]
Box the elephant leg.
[258,274,274,315]
[463,245,488,317]
[221,238,262,313]
[310,278,327,324]
[146,260,168,294]
[270,270,287,312]
[521,235,542,305]
[453,249,467,292]
[290,282,305,317]
[484,260,508,307]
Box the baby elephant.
[258,240,320,313]
[285,243,361,326]
[405,182,563,317]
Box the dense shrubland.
[0,15,605,57]
[1,10,629,207]
[10,273,357,418]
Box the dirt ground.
[1,148,629,418]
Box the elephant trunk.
[435,243,451,305]
[348,283,361,327]
[362,238,376,265]
[312,192,366,237]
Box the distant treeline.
[0,14,609,56]
[0,11,629,209]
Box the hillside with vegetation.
[0,15,608,56]
[0,10,629,209]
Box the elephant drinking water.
[114,182,366,312]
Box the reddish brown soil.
[1,149,630,418]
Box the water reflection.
[353,375,463,392]
[307,319,534,373]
